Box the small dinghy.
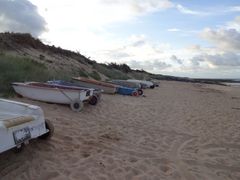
[116,86,139,96]
[47,80,102,105]
[12,82,94,111]
[0,99,54,153]
[109,80,143,95]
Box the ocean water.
[224,83,240,87]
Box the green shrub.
[93,64,129,80]
[107,63,132,73]
[130,72,145,80]
[89,70,101,80]
[0,54,56,96]
[78,69,89,77]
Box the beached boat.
[127,79,155,89]
[72,77,118,94]
[109,80,143,95]
[152,81,160,87]
[12,82,94,111]
[116,86,139,96]
[47,80,102,105]
[0,99,54,153]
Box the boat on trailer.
[0,99,54,153]
[116,86,139,96]
[12,82,94,111]
[72,77,118,94]
[47,80,102,105]
[109,80,143,95]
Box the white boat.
[0,99,54,153]
[72,77,118,94]
[127,79,155,89]
[12,82,94,111]
[47,80,102,105]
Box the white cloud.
[228,6,240,12]
[100,0,174,15]
[191,53,240,67]
[167,28,181,32]
[27,0,175,55]
[94,34,173,63]
[226,16,240,31]
[201,28,240,52]
[30,0,174,29]
[0,0,46,36]
[127,59,171,71]
[187,17,240,72]
[176,4,209,16]
[171,55,183,64]
[129,34,147,47]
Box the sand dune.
[0,81,240,180]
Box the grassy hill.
[0,32,157,95]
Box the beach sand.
[0,81,240,180]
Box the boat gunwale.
[12,82,88,93]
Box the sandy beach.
[0,81,240,180]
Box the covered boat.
[72,77,118,94]
[151,80,160,87]
[109,80,143,95]
[47,80,102,105]
[12,82,94,111]
[0,99,53,153]
[116,86,139,96]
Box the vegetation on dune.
[93,64,130,80]
[89,70,101,80]
[0,32,155,84]
[78,69,89,78]
[0,54,69,96]
[107,63,132,73]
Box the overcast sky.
[1,0,240,78]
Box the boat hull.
[116,86,138,96]
[0,99,48,153]
[12,82,91,104]
[47,80,102,103]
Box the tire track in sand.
[169,136,197,180]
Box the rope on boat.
[57,88,74,102]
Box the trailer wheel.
[89,95,98,105]
[132,91,139,96]
[137,89,143,96]
[39,119,54,140]
[70,100,84,112]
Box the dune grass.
[89,70,101,80]
[93,64,129,80]
[0,54,65,96]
